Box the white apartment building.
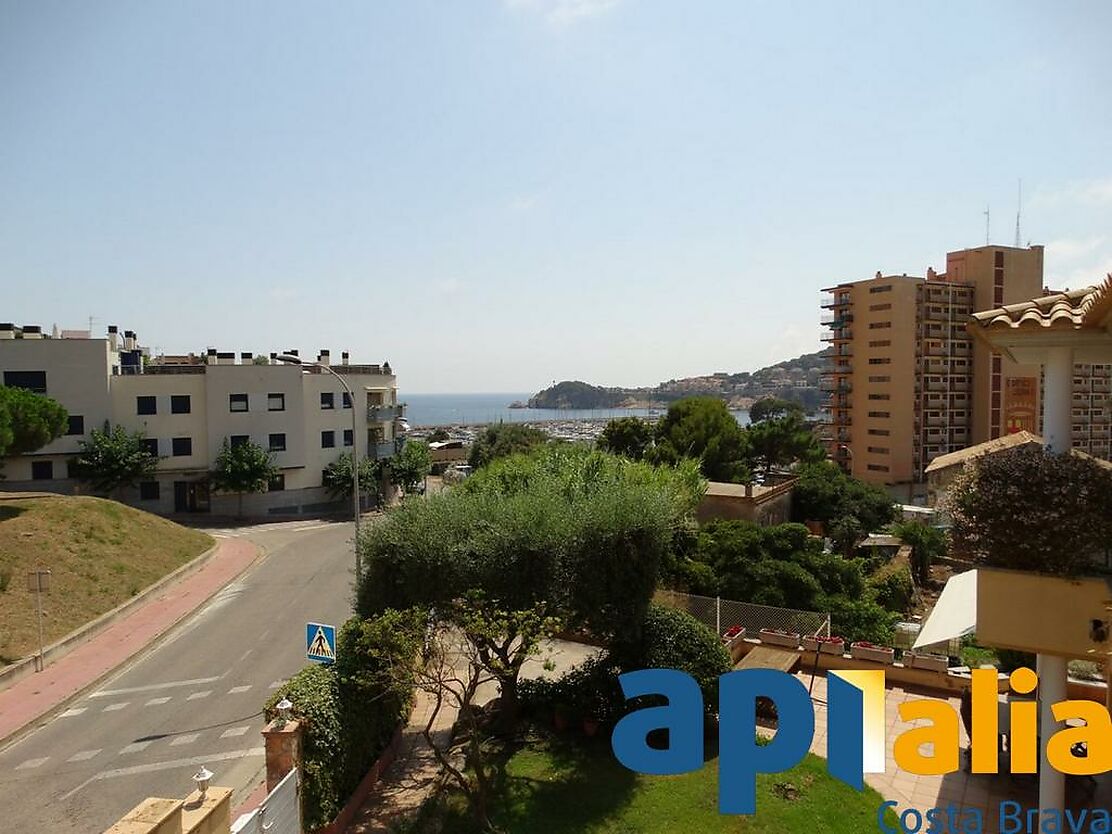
[0,323,406,517]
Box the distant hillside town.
[524,352,823,412]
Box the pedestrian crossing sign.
[306,622,336,664]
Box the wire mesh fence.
[653,590,830,641]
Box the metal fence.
[232,768,301,834]
[654,590,830,640]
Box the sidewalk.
[344,677,460,833]
[0,536,259,747]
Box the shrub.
[869,564,914,614]
[358,449,685,644]
[265,610,421,830]
[265,665,343,830]
[614,603,732,712]
[947,447,1112,576]
[822,595,897,645]
[996,649,1036,673]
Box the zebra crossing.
[9,679,285,775]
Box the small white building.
[0,323,405,517]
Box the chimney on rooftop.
[0,323,14,341]
[22,325,42,339]
[341,351,349,366]
[318,350,330,367]
[107,325,119,351]
[206,348,217,366]
[241,352,253,364]
[216,351,235,366]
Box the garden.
[265,443,909,832]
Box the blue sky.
[2,1,1111,393]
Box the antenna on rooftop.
[1014,179,1023,248]
[983,206,990,245]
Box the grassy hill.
[0,495,213,665]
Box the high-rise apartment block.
[819,244,1111,490]
[0,323,406,516]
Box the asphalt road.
[0,519,359,833]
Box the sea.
[403,392,749,428]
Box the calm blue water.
[404,392,749,428]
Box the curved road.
[0,519,358,833]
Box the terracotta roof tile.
[925,431,1112,474]
[969,275,1112,332]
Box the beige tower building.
[820,244,1110,491]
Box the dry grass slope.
[0,495,212,664]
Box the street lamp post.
[276,354,362,583]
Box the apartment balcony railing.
[924,415,947,427]
[820,379,852,392]
[369,438,404,459]
[367,403,407,422]
[821,292,850,309]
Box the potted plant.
[850,641,896,665]
[903,650,949,673]
[721,625,746,643]
[802,634,846,655]
[759,628,801,649]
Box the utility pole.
[984,206,990,245]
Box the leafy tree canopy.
[597,416,653,461]
[946,447,1112,576]
[209,438,279,517]
[322,452,383,500]
[359,446,699,643]
[69,423,159,495]
[467,423,550,470]
[387,439,431,493]
[427,428,450,443]
[891,519,945,584]
[791,460,896,533]
[749,397,804,423]
[649,397,750,483]
[0,385,68,458]
[743,411,825,477]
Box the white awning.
[913,569,978,649]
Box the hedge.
[265,610,421,830]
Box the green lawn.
[0,496,212,664]
[436,737,896,833]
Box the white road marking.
[91,676,221,698]
[58,707,87,718]
[67,750,101,762]
[102,702,130,712]
[186,690,212,701]
[144,697,172,706]
[170,734,199,747]
[61,747,265,800]
[15,757,48,770]
[220,726,250,739]
[238,649,253,662]
[228,685,252,695]
[119,741,153,755]
[267,681,283,690]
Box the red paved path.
[0,537,259,746]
